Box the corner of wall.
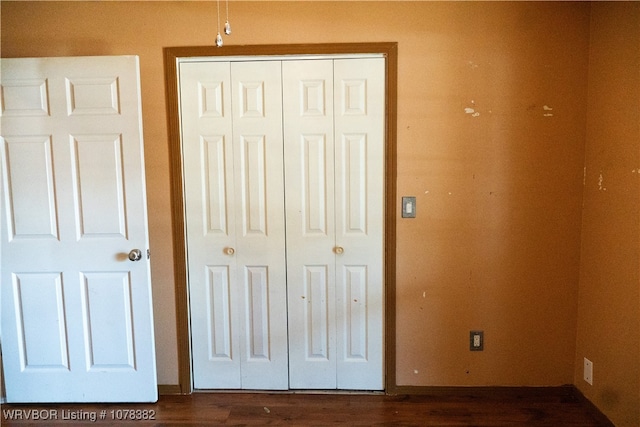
[575,2,640,426]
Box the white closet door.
[180,61,288,390]
[283,60,337,388]
[180,61,239,388]
[230,61,288,389]
[284,58,385,390]
[334,58,385,390]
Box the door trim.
[163,43,398,394]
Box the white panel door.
[180,61,238,388]
[0,56,157,402]
[180,61,288,389]
[229,62,288,390]
[333,58,385,390]
[283,60,338,388]
[283,58,385,390]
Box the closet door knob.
[334,246,344,255]
[224,247,235,255]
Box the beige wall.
[576,3,640,427]
[1,1,637,422]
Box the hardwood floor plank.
[0,387,612,426]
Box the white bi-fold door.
[0,56,157,402]
[180,61,289,390]
[283,59,385,390]
[180,56,384,390]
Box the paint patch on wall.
[465,100,480,117]
[464,107,480,117]
[598,172,607,191]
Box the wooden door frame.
[163,43,398,394]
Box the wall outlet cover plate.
[470,331,484,351]
[583,358,593,385]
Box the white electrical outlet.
[470,331,483,351]
[583,358,593,385]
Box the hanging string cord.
[217,0,221,33]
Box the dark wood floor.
[1,387,612,426]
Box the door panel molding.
[164,43,397,394]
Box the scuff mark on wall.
[598,172,607,191]
[464,107,480,117]
[465,100,480,117]
[543,105,554,117]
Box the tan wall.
[0,0,612,394]
[576,3,640,427]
